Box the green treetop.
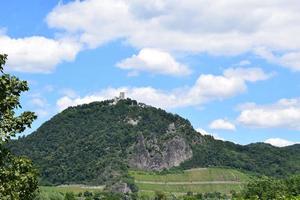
[0,54,38,200]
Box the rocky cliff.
[129,134,192,170]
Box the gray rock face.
[129,134,192,170]
[110,182,131,194]
[125,117,140,126]
[167,123,176,133]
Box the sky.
[1,0,300,147]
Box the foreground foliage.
[235,175,300,199]
[0,54,38,199]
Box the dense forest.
[181,137,300,177]
[8,99,300,188]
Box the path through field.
[135,180,243,185]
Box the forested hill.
[9,98,300,187]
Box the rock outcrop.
[129,134,192,170]
[110,182,132,194]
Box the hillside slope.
[181,139,300,177]
[9,99,300,187]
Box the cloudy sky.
[1,0,300,147]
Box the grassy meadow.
[40,185,104,194]
[37,168,250,198]
[37,185,104,199]
[130,168,250,195]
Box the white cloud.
[238,60,251,66]
[56,67,270,111]
[47,0,136,48]
[60,88,78,98]
[223,67,272,82]
[35,109,50,118]
[265,138,299,147]
[57,95,106,111]
[209,119,236,131]
[183,67,272,105]
[47,0,300,70]
[195,128,224,141]
[5,0,299,73]
[56,87,178,111]
[186,74,246,102]
[27,94,50,118]
[255,48,300,71]
[237,98,300,130]
[117,48,191,76]
[0,34,81,73]
[31,97,47,108]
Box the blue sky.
[1,0,300,147]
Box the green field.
[130,168,250,195]
[38,168,250,197]
[40,185,104,194]
[137,182,243,193]
[36,185,104,199]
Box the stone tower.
[119,92,125,99]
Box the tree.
[241,176,287,199]
[154,191,167,200]
[285,175,300,197]
[0,54,38,199]
[64,192,76,200]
